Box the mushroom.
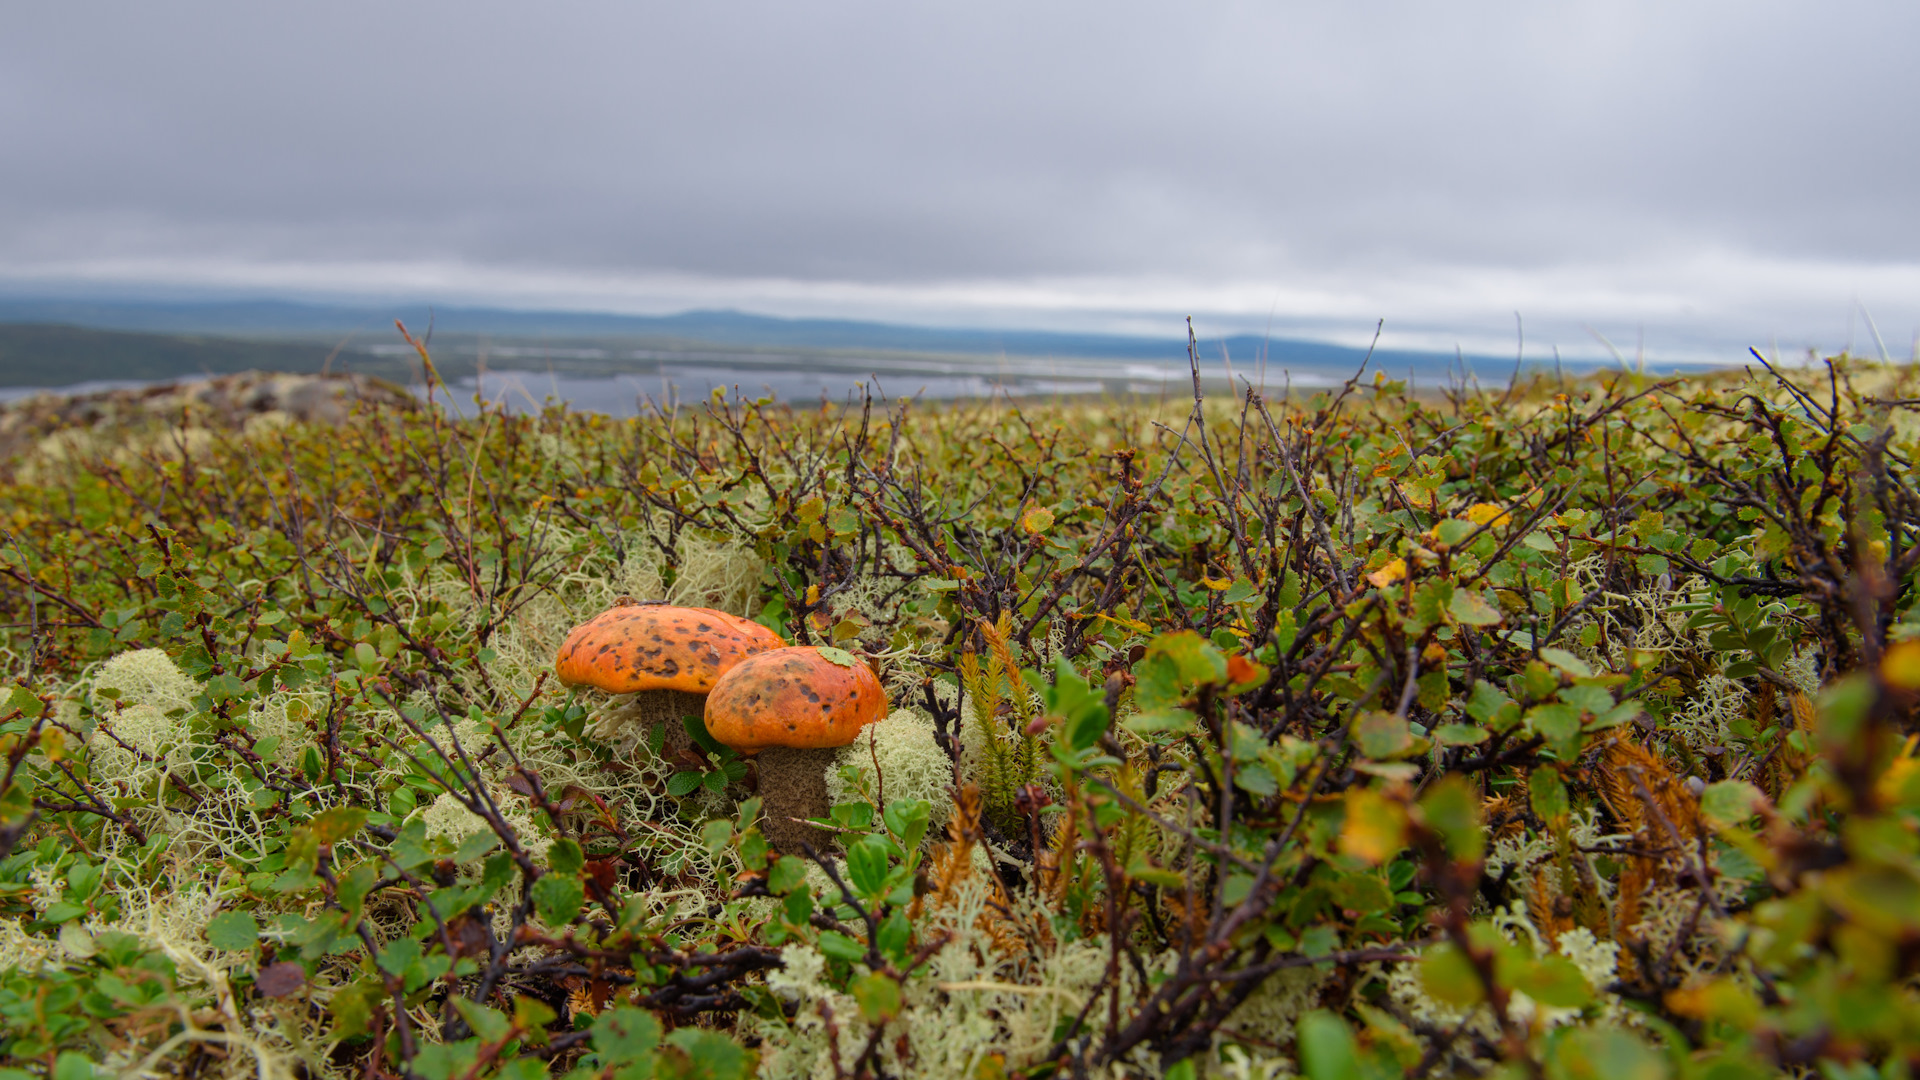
[554,603,786,766]
[703,645,887,854]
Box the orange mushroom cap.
[703,646,887,754]
[554,605,786,694]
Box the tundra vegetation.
[2,334,1919,1080]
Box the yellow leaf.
[1884,640,1920,690]
[1367,558,1407,589]
[1338,788,1407,866]
[39,727,65,763]
[1665,977,1760,1026]
[1020,506,1055,535]
[1878,755,1920,806]
[1463,503,1511,527]
[1200,576,1231,591]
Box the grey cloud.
[1,1,1916,349]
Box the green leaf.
[1223,578,1261,605]
[377,938,422,977]
[531,875,585,926]
[662,1029,754,1080]
[1125,855,1184,890]
[816,646,858,669]
[1233,761,1278,798]
[1538,647,1594,678]
[1298,924,1338,957]
[816,930,866,962]
[1821,864,1920,935]
[1699,780,1765,831]
[329,978,379,1040]
[830,801,874,829]
[1529,768,1570,827]
[1327,871,1394,914]
[1527,703,1583,753]
[668,771,703,797]
[52,1053,91,1080]
[513,994,557,1038]
[851,972,902,1023]
[782,887,814,927]
[1122,708,1196,736]
[452,997,511,1043]
[310,806,367,844]
[1419,942,1485,1006]
[683,713,725,756]
[1353,711,1416,760]
[207,911,259,951]
[1548,1028,1671,1080]
[1064,704,1111,753]
[1133,631,1227,710]
[454,829,499,864]
[1431,723,1488,746]
[883,799,931,851]
[767,855,808,896]
[701,818,735,855]
[1417,776,1485,861]
[41,900,85,923]
[593,1006,663,1062]
[7,686,45,719]
[391,817,434,870]
[1510,954,1593,1008]
[1465,680,1518,729]
[1296,1010,1360,1080]
[548,837,585,877]
[845,834,891,899]
[1042,658,1112,754]
[1449,587,1504,626]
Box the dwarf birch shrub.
[3,346,1920,1078]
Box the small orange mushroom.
[556,604,785,694]
[553,604,785,767]
[704,646,888,853]
[704,646,887,753]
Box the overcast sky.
[2,2,1916,360]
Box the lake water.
[0,358,1345,417]
[421,360,1338,417]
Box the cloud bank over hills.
[2,2,1916,364]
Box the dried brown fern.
[1526,867,1572,952]
[1595,731,1699,855]
[920,782,984,917]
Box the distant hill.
[0,296,1485,375]
[0,323,393,388]
[0,295,1676,396]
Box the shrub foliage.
[3,346,1920,1079]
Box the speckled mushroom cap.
[554,605,787,694]
[703,646,887,753]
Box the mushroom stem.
[601,690,708,765]
[756,747,838,855]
